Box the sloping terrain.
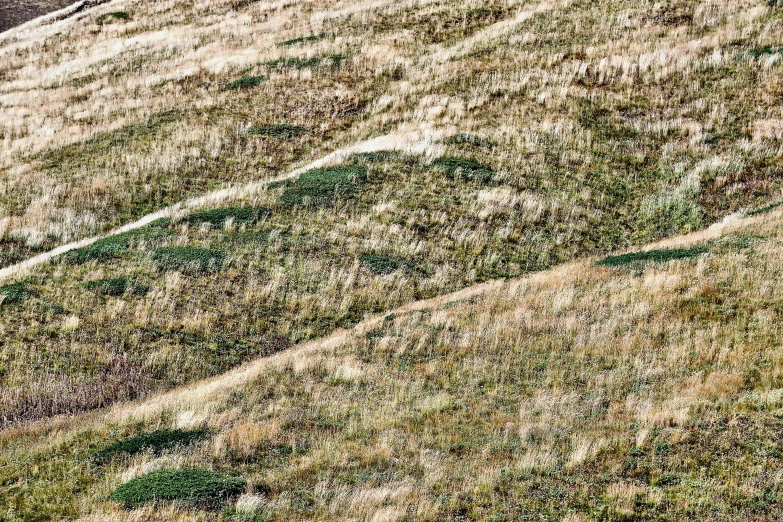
[1,203,782,520]
[0,0,782,519]
[1,0,782,429]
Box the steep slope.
[1,0,782,429]
[1,204,782,520]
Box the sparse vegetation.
[746,200,783,217]
[108,468,246,509]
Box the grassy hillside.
[1,0,783,518]
[1,0,782,427]
[1,205,782,520]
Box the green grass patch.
[278,34,327,46]
[93,429,209,463]
[108,468,246,509]
[442,133,494,148]
[182,207,270,228]
[432,156,493,183]
[247,124,307,139]
[61,227,173,265]
[596,246,708,267]
[0,281,32,305]
[152,247,226,273]
[737,46,783,60]
[98,11,131,22]
[84,277,148,297]
[746,200,783,217]
[278,166,367,207]
[359,254,414,275]
[265,55,348,70]
[349,151,401,164]
[224,75,266,90]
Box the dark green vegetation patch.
[152,247,226,273]
[737,46,783,60]
[278,34,327,46]
[247,124,307,139]
[84,277,148,297]
[359,254,414,275]
[61,227,173,265]
[0,282,31,305]
[265,55,348,70]
[746,200,783,217]
[182,206,270,228]
[98,11,131,22]
[596,246,708,267]
[93,429,209,463]
[108,468,246,509]
[224,75,266,90]
[432,156,493,183]
[278,166,367,207]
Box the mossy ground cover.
[277,166,367,206]
[108,468,246,509]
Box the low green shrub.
[0,282,31,305]
[93,429,209,463]
[224,75,266,90]
[152,247,226,273]
[108,468,246,509]
[247,124,306,139]
[84,277,148,297]
[746,200,783,217]
[278,166,367,206]
[278,34,327,46]
[432,156,493,183]
[359,254,413,275]
[596,246,708,267]
[182,207,270,228]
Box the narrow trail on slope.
[0,127,442,284]
[111,206,770,425]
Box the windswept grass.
[278,34,327,47]
[84,277,147,296]
[746,200,783,217]
[432,156,493,183]
[224,75,266,90]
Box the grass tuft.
[432,156,493,183]
[246,124,306,139]
[224,75,266,90]
[92,429,210,463]
[182,207,270,228]
[107,468,246,509]
[596,246,708,267]
[152,247,226,273]
[278,166,367,207]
